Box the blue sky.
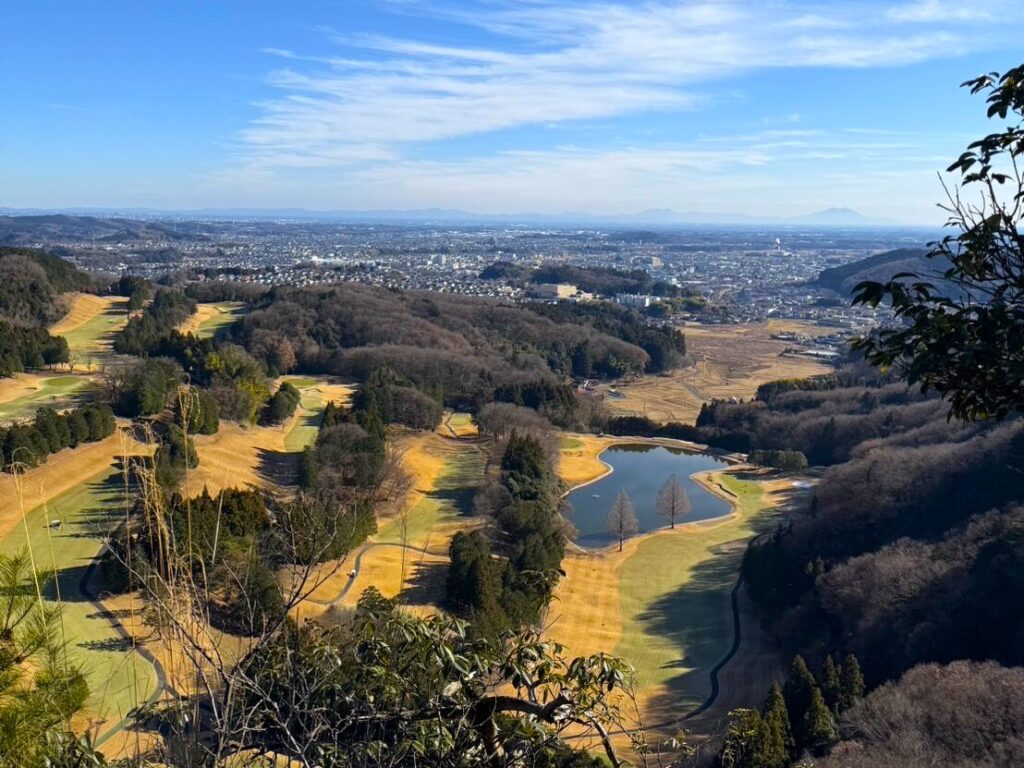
[2,1,1022,223]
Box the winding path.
[78,557,175,748]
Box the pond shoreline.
[561,437,746,555]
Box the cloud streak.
[238,0,1018,169]
[209,0,1023,220]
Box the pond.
[564,443,731,548]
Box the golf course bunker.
[565,444,730,548]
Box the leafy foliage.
[853,65,1024,420]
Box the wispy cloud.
[886,0,995,23]
[235,1,1017,171]
[207,0,1023,221]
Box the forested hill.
[0,214,212,245]
[812,248,942,295]
[480,261,689,297]
[231,283,686,410]
[0,246,92,325]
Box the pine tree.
[839,654,865,713]
[759,683,793,767]
[783,655,818,748]
[801,687,837,752]
[820,655,841,713]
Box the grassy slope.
[179,301,245,340]
[0,375,96,423]
[376,436,486,552]
[0,458,157,741]
[614,472,777,710]
[52,294,130,367]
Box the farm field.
[549,442,797,737]
[50,293,130,369]
[0,372,95,423]
[177,301,245,339]
[0,427,157,750]
[603,319,833,424]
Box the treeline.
[230,283,682,416]
[0,322,69,376]
[447,430,565,635]
[694,382,958,464]
[524,300,688,373]
[0,246,91,326]
[816,661,1024,767]
[353,367,443,431]
[0,404,116,470]
[264,381,301,424]
[112,302,273,424]
[719,654,864,767]
[296,377,415,562]
[113,288,197,355]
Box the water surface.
[565,444,730,548]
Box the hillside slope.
[813,248,949,295]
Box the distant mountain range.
[0,206,912,228]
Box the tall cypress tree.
[801,687,838,752]
[839,654,865,713]
[759,683,793,767]
[820,655,842,713]
[783,655,817,744]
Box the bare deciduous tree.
[656,474,690,529]
[608,490,639,552]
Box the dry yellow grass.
[439,411,479,438]
[549,460,793,740]
[0,426,151,543]
[50,293,130,370]
[0,372,53,404]
[604,320,833,424]
[176,301,245,338]
[546,543,633,659]
[49,293,113,335]
[302,545,450,615]
[557,433,617,487]
[188,378,354,496]
[391,429,450,514]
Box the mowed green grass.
[1,465,158,741]
[376,441,487,550]
[60,298,129,361]
[283,384,330,452]
[0,375,96,423]
[193,302,245,339]
[613,472,780,708]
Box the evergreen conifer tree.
[783,655,817,743]
[821,655,841,713]
[759,682,793,767]
[839,654,865,713]
[801,687,838,752]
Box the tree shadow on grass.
[256,447,301,487]
[79,636,136,653]
[634,481,808,726]
[401,559,449,609]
